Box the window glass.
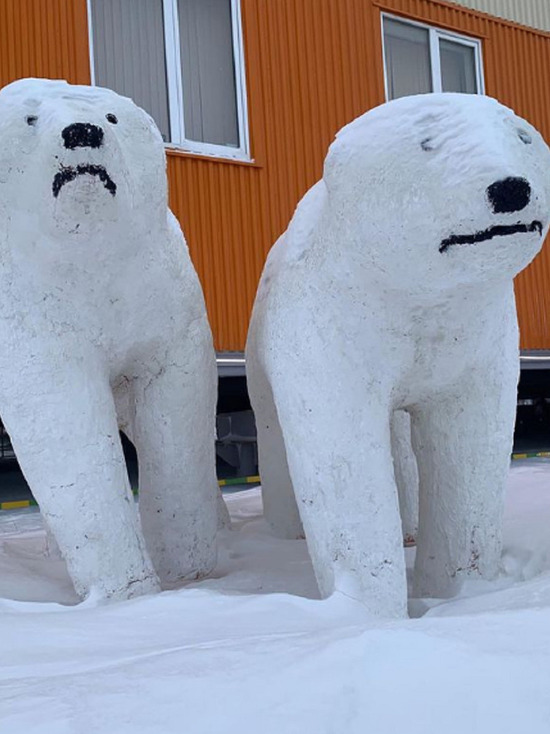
[439,38,477,94]
[384,18,432,100]
[90,0,247,155]
[90,0,171,142]
[178,0,239,147]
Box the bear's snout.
[487,177,531,214]
[62,122,104,150]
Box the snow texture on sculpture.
[246,93,550,618]
[0,78,219,601]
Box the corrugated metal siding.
[0,0,90,88]
[450,0,550,33]
[1,0,550,350]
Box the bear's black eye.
[518,129,532,145]
[26,115,38,127]
[421,137,434,152]
[106,113,118,125]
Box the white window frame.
[87,0,250,161]
[381,12,485,101]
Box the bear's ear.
[323,136,359,198]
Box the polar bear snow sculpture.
[0,79,219,601]
[246,94,550,618]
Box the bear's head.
[322,94,550,292]
[0,78,167,241]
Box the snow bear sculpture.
[246,94,550,617]
[0,79,219,601]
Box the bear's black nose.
[62,122,104,150]
[487,177,531,214]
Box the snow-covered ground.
[1,460,550,733]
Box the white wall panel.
[451,0,550,32]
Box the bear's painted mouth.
[439,220,543,253]
[52,164,117,198]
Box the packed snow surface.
[1,460,550,733]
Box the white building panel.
[452,0,550,32]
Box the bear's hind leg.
[391,410,419,546]
[133,342,218,586]
[246,353,303,539]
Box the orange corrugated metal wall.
[1,0,549,350]
[0,0,90,86]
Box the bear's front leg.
[132,333,218,586]
[270,361,407,618]
[0,355,159,601]
[411,367,517,599]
